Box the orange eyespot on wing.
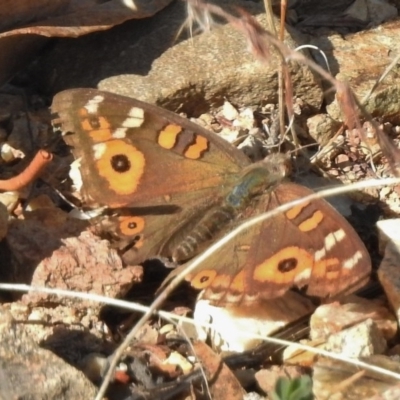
[190,270,218,289]
[83,117,112,141]
[119,216,145,236]
[253,247,313,286]
[94,140,145,197]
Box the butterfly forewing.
[51,89,250,208]
[51,89,252,265]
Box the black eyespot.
[278,258,297,273]
[111,154,131,173]
[200,276,210,283]
[128,221,137,230]
[89,116,101,129]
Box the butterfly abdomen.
[172,161,287,262]
[172,205,236,262]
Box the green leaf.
[270,375,313,400]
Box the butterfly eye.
[278,258,298,273]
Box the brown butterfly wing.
[187,183,371,304]
[51,89,251,265]
[92,187,245,266]
[51,89,250,208]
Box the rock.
[364,0,398,25]
[325,318,387,357]
[377,218,400,251]
[35,0,323,115]
[283,296,393,366]
[377,218,400,326]
[6,218,139,310]
[310,296,397,341]
[388,343,400,357]
[244,392,266,400]
[193,291,315,353]
[310,19,400,124]
[0,301,114,364]
[306,113,342,145]
[292,0,396,30]
[0,312,98,399]
[313,355,400,399]
[283,319,388,367]
[0,0,174,86]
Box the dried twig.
[0,150,52,191]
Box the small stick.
[0,150,53,191]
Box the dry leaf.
[0,0,174,85]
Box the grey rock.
[313,355,400,399]
[0,312,98,399]
[306,113,342,145]
[37,0,322,115]
[325,318,387,357]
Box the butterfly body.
[51,88,371,305]
[172,158,289,262]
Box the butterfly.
[51,88,371,305]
